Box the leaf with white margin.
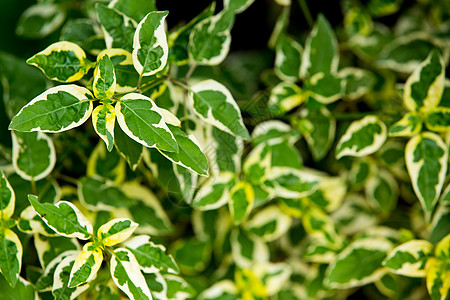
[231,228,269,268]
[244,205,292,242]
[52,252,89,300]
[188,79,250,139]
[275,34,303,81]
[97,49,139,93]
[87,142,126,184]
[36,250,81,291]
[224,0,255,14]
[115,93,178,152]
[404,49,445,112]
[125,235,179,274]
[383,239,433,277]
[165,274,196,300]
[0,171,15,220]
[16,3,65,39]
[110,248,152,300]
[34,235,80,269]
[336,115,387,159]
[28,195,93,240]
[304,72,343,104]
[303,205,342,246]
[97,218,138,246]
[9,85,93,133]
[228,181,254,225]
[265,167,320,199]
[192,172,235,211]
[18,206,57,237]
[199,280,238,300]
[188,10,234,65]
[300,14,339,78]
[92,104,116,152]
[27,42,92,82]
[210,126,244,173]
[0,229,22,287]
[325,237,393,289]
[133,11,169,76]
[339,67,376,100]
[93,54,116,100]
[365,168,399,214]
[388,112,422,137]
[253,262,292,296]
[68,242,103,288]
[158,125,209,176]
[96,4,137,52]
[424,107,450,132]
[405,132,448,215]
[425,257,450,300]
[144,272,167,300]
[12,131,56,181]
[268,82,304,116]
[251,120,299,146]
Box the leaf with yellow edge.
[98,218,138,246]
[0,171,15,220]
[93,54,116,100]
[435,233,450,260]
[228,181,254,225]
[425,257,450,300]
[388,112,422,137]
[68,242,103,288]
[424,107,450,132]
[0,229,22,287]
[92,104,116,152]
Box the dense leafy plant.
[0,0,450,299]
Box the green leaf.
[425,257,450,300]
[110,248,152,300]
[132,11,169,76]
[144,272,167,300]
[192,172,235,210]
[268,82,304,116]
[231,228,269,268]
[300,14,339,78]
[265,167,320,199]
[18,205,57,237]
[98,218,138,246]
[404,49,445,112]
[383,239,433,277]
[339,67,376,100]
[336,115,387,159]
[93,55,116,100]
[224,0,256,13]
[244,205,291,242]
[52,252,89,300]
[405,132,448,214]
[304,72,343,104]
[114,123,144,170]
[68,243,103,288]
[275,34,302,81]
[0,171,15,220]
[115,93,178,152]
[188,10,235,65]
[97,49,139,93]
[388,112,422,137]
[210,126,244,173]
[34,235,80,269]
[188,79,250,139]
[164,274,196,300]
[424,107,450,132]
[16,3,65,39]
[158,125,209,176]
[170,238,211,275]
[229,181,254,225]
[368,0,403,17]
[199,280,238,300]
[110,0,157,22]
[125,235,179,274]
[27,42,91,82]
[252,120,300,146]
[9,85,93,133]
[325,237,392,289]
[296,102,336,160]
[12,131,56,181]
[302,205,342,246]
[0,229,22,287]
[96,4,137,52]
[87,142,126,184]
[29,195,93,240]
[365,169,398,214]
[92,104,116,152]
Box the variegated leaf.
[97,218,138,246]
[108,0,157,22]
[12,131,56,181]
[93,54,116,100]
[92,104,116,152]
[244,205,292,242]
[425,257,450,300]
[0,229,22,287]
[275,34,302,81]
[365,169,399,214]
[115,93,178,152]
[404,49,445,112]
[388,112,422,137]
[336,115,387,159]
[303,206,342,246]
[253,262,292,296]
[27,42,92,82]
[35,250,79,291]
[68,243,103,288]
[0,171,15,220]
[424,107,450,132]
[16,3,65,39]
[192,172,235,211]
[435,234,450,260]
[164,274,196,300]
[268,82,304,116]
[133,11,168,76]
[228,181,254,225]
[125,235,179,274]
[224,0,255,13]
[29,195,93,240]
[405,132,448,214]
[251,120,299,146]
[198,280,238,300]
[231,228,269,268]
[265,167,320,199]
[9,85,93,133]
[304,72,343,104]
[97,49,139,93]
[18,206,57,237]
[188,80,250,139]
[383,239,433,277]
[34,235,80,269]
[111,248,152,300]
[339,67,376,100]
[52,253,89,300]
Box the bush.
[0,0,449,299]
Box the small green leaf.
[268,82,304,116]
[368,0,403,17]
[244,205,291,242]
[424,107,450,132]
[12,131,56,181]
[224,0,256,13]
[188,79,250,139]
[192,172,235,211]
[93,55,116,100]
[275,34,303,81]
[0,229,22,287]
[52,252,89,299]
[164,274,196,300]
[304,72,343,104]
[0,275,37,299]
[92,104,116,152]
[9,85,93,133]
[133,11,169,76]
[16,3,65,39]
[68,242,103,288]
[365,169,398,214]
[405,132,448,215]
[339,67,376,100]
[27,42,91,82]
[170,238,211,275]
[388,112,422,137]
[425,257,450,300]
[336,116,387,159]
[29,195,93,240]
[98,218,138,246]
[0,171,15,220]
[110,0,157,22]
[114,124,144,170]
[229,181,254,225]
[199,280,239,300]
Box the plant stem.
[298,0,313,27]
[137,73,144,91]
[31,179,37,196]
[170,78,191,91]
[185,63,197,82]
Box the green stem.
[31,179,37,196]
[184,63,197,82]
[298,0,313,27]
[170,78,191,91]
